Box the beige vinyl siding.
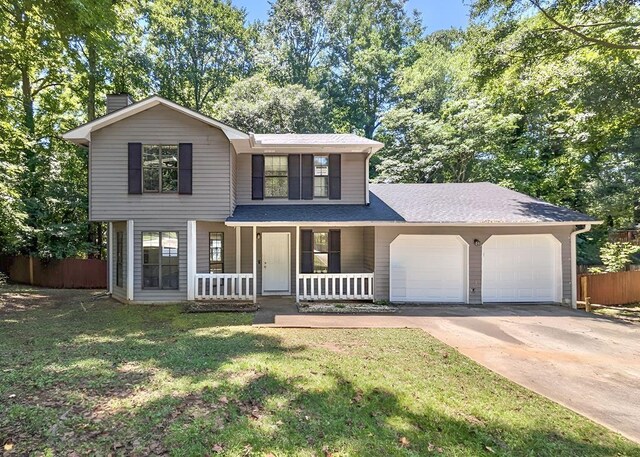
[373,225,574,304]
[236,153,367,205]
[90,105,232,221]
[196,222,238,274]
[230,144,238,212]
[133,219,188,303]
[110,221,127,303]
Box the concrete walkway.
[254,301,640,443]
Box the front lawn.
[1,287,638,456]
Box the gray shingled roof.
[227,182,597,224]
[251,133,382,147]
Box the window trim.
[264,155,289,199]
[313,155,329,198]
[142,231,179,290]
[142,144,179,194]
[209,232,224,273]
[115,231,123,288]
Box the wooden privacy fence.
[0,255,106,289]
[578,271,640,306]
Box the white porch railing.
[194,273,254,300]
[298,273,374,300]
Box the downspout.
[570,224,592,309]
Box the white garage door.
[390,235,467,303]
[482,234,561,303]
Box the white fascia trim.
[246,134,384,153]
[62,95,249,144]
[225,220,603,227]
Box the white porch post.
[252,226,257,304]
[295,225,300,303]
[107,222,113,295]
[126,220,134,302]
[187,220,196,300]
[236,226,241,273]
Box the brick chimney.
[106,93,134,114]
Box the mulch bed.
[297,302,398,314]
[183,302,258,313]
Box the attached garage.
[390,235,468,303]
[482,234,562,303]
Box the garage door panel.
[482,234,561,303]
[390,235,467,303]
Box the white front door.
[261,232,291,294]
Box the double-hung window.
[142,231,179,289]
[143,145,178,192]
[116,232,124,287]
[314,156,329,197]
[264,156,288,198]
[313,232,329,273]
[209,232,224,273]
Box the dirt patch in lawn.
[592,304,640,324]
[0,284,108,313]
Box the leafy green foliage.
[599,242,640,272]
[212,75,328,133]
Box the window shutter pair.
[251,153,342,200]
[128,142,192,195]
[300,229,341,274]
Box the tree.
[324,0,422,137]
[146,0,255,112]
[212,74,329,133]
[260,0,331,87]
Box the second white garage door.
[482,234,562,303]
[390,235,468,303]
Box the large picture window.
[142,231,179,289]
[313,232,328,273]
[143,145,178,192]
[209,232,224,273]
[314,156,329,197]
[116,231,124,287]
[264,155,288,198]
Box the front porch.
[186,221,375,303]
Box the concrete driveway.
[255,303,640,442]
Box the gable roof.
[226,182,599,225]
[62,95,249,146]
[250,133,384,152]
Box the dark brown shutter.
[328,230,341,273]
[178,143,192,195]
[252,154,264,200]
[301,229,313,273]
[288,154,301,200]
[329,154,341,200]
[128,142,142,194]
[301,154,313,200]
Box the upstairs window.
[264,155,288,198]
[209,232,224,273]
[314,156,329,197]
[143,145,178,192]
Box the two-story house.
[63,94,599,307]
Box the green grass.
[1,288,639,456]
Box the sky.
[232,0,470,33]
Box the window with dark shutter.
[329,154,341,200]
[301,154,313,200]
[252,154,264,200]
[328,230,341,273]
[288,154,301,200]
[178,143,192,194]
[300,229,313,273]
[128,143,142,194]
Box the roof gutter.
[224,220,603,227]
[571,223,593,309]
